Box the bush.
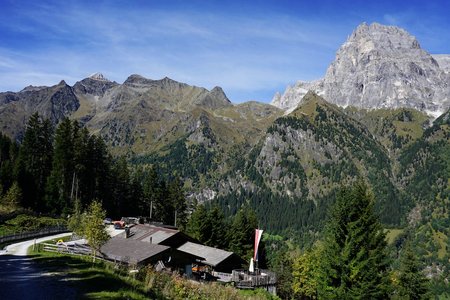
[143,267,277,300]
[2,214,66,234]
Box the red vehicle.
[113,220,125,229]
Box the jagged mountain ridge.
[272,22,450,118]
[0,80,79,139]
[81,74,280,154]
[0,73,282,157]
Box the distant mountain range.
[0,23,448,247]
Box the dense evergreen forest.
[0,113,186,226]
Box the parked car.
[103,218,112,225]
[113,220,125,229]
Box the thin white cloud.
[383,14,400,25]
[0,3,380,101]
[1,6,340,101]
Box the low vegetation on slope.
[30,245,278,300]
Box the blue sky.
[1,0,449,103]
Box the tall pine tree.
[318,181,391,299]
[228,205,258,261]
[16,113,53,210]
[396,241,429,299]
[186,205,228,248]
[45,118,74,213]
[168,177,187,228]
[142,166,161,220]
[0,133,17,195]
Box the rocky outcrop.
[73,73,118,97]
[194,86,232,109]
[0,80,79,139]
[272,23,450,118]
[432,54,450,73]
[271,80,324,112]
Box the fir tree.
[271,249,295,300]
[166,177,187,227]
[110,157,132,217]
[186,205,228,248]
[186,204,208,241]
[0,133,16,194]
[88,135,112,207]
[45,118,74,213]
[72,126,90,206]
[205,206,228,249]
[318,181,391,299]
[143,166,161,220]
[396,241,429,300]
[129,166,145,216]
[16,113,53,209]
[228,205,258,261]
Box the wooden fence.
[213,271,233,282]
[232,269,277,290]
[0,226,69,245]
[40,242,92,256]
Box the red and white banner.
[254,229,263,261]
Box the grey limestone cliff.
[272,23,450,118]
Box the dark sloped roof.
[101,237,170,264]
[177,242,234,267]
[119,224,179,244]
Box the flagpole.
[254,228,263,273]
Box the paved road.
[0,233,77,300]
[2,232,72,256]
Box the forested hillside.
[0,113,189,226]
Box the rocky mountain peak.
[289,91,332,118]
[20,85,47,93]
[57,80,68,86]
[74,73,117,97]
[88,72,110,81]
[349,22,421,50]
[209,86,231,103]
[272,22,450,118]
[123,74,149,85]
[193,86,232,109]
[122,74,182,88]
[156,76,188,89]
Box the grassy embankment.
[30,244,148,299]
[29,239,279,300]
